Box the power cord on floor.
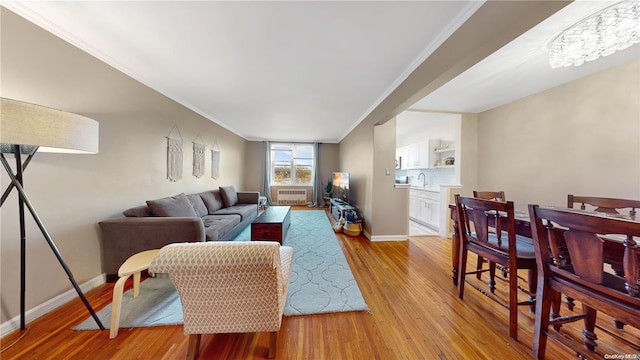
[0,325,31,353]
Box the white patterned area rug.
[74,210,369,330]
[235,209,369,316]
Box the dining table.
[448,204,640,289]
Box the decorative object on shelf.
[0,97,104,330]
[192,134,205,178]
[343,209,362,236]
[166,125,183,182]
[445,157,455,165]
[211,140,220,180]
[549,0,640,68]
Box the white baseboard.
[369,235,409,242]
[1,274,106,338]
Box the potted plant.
[342,209,361,236]
[324,177,333,198]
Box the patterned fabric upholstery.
[149,241,293,335]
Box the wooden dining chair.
[473,191,506,202]
[473,191,507,281]
[455,195,537,340]
[568,195,639,218]
[566,195,640,317]
[528,205,640,359]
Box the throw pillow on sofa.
[146,193,198,217]
[219,186,238,207]
[187,193,208,217]
[200,190,225,214]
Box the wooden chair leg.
[527,268,537,313]
[533,283,553,360]
[268,331,277,359]
[613,319,625,330]
[457,244,468,299]
[132,271,141,297]
[550,290,562,332]
[565,295,575,311]
[187,334,201,360]
[508,264,518,340]
[475,256,484,280]
[109,274,130,339]
[488,261,497,294]
[582,305,598,352]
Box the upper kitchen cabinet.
[399,141,431,169]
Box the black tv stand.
[330,198,354,221]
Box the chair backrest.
[529,205,640,321]
[455,195,517,258]
[567,195,639,218]
[149,241,287,335]
[473,190,506,202]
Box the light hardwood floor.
[1,207,638,359]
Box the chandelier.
[549,1,640,68]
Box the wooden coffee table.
[251,206,291,244]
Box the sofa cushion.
[212,204,257,221]
[187,194,208,217]
[146,193,198,217]
[219,186,238,207]
[201,214,241,241]
[123,205,153,217]
[200,190,225,214]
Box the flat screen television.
[331,172,349,203]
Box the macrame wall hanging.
[166,125,183,182]
[192,134,206,178]
[211,141,220,180]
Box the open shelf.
[434,148,455,154]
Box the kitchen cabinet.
[396,146,409,169]
[399,139,456,169]
[418,141,431,168]
[409,193,419,219]
[409,188,440,230]
[402,141,431,169]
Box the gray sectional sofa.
[100,186,259,280]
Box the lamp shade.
[1,97,99,154]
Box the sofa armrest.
[237,191,260,205]
[99,217,206,280]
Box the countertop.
[409,185,440,192]
[394,183,442,192]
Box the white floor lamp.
[0,97,104,330]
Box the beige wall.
[476,59,640,211]
[1,8,248,325]
[373,118,409,238]
[458,113,479,197]
[317,143,340,204]
[339,118,374,236]
[243,141,265,192]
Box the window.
[271,143,314,185]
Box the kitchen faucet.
[417,173,426,187]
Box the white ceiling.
[411,0,640,113]
[4,1,639,143]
